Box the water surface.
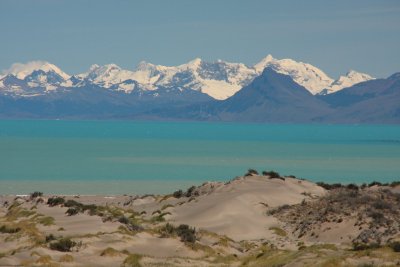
[0,120,399,194]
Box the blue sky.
[1,0,399,78]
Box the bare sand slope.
[170,175,325,240]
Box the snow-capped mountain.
[0,56,375,99]
[253,55,334,95]
[130,58,256,99]
[0,61,71,96]
[70,64,136,90]
[319,70,374,95]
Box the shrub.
[368,181,382,187]
[262,170,281,179]
[173,190,183,198]
[316,182,343,190]
[82,204,97,215]
[30,191,43,198]
[159,223,175,237]
[346,184,359,190]
[176,224,196,243]
[352,242,380,251]
[45,234,56,242]
[0,225,21,234]
[390,181,400,187]
[66,207,79,216]
[369,211,385,224]
[118,216,130,225]
[49,238,77,252]
[47,197,65,207]
[185,186,198,197]
[64,199,83,208]
[389,241,400,252]
[159,223,196,243]
[372,200,391,210]
[245,169,258,176]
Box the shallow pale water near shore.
[0,120,399,194]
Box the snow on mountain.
[4,61,70,81]
[254,55,334,95]
[0,56,376,99]
[73,64,137,89]
[119,58,256,99]
[319,70,374,95]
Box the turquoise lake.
[0,120,399,195]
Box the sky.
[1,0,399,78]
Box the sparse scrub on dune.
[262,170,283,180]
[389,241,400,252]
[30,191,43,199]
[316,182,343,190]
[185,185,199,197]
[269,186,400,246]
[45,234,56,242]
[159,223,197,244]
[118,216,143,232]
[0,225,21,234]
[245,169,259,176]
[66,207,79,216]
[173,189,183,198]
[47,197,65,207]
[49,238,77,252]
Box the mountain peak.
[3,61,70,80]
[253,54,275,72]
[320,70,375,95]
[183,58,202,69]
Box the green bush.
[64,199,83,208]
[45,234,56,242]
[316,182,343,190]
[47,197,65,207]
[30,191,43,198]
[66,207,79,216]
[176,224,196,243]
[245,169,258,176]
[173,190,183,198]
[262,170,281,178]
[389,241,400,252]
[49,238,77,252]
[0,225,21,234]
[118,216,130,224]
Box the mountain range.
[0,55,398,123]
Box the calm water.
[0,120,399,195]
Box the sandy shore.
[1,174,400,266]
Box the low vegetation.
[269,185,400,247]
[159,223,196,244]
[47,197,65,207]
[49,238,77,252]
[245,169,258,176]
[262,170,282,179]
[30,191,43,199]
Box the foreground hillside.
[1,173,400,266]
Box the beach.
[1,173,400,266]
